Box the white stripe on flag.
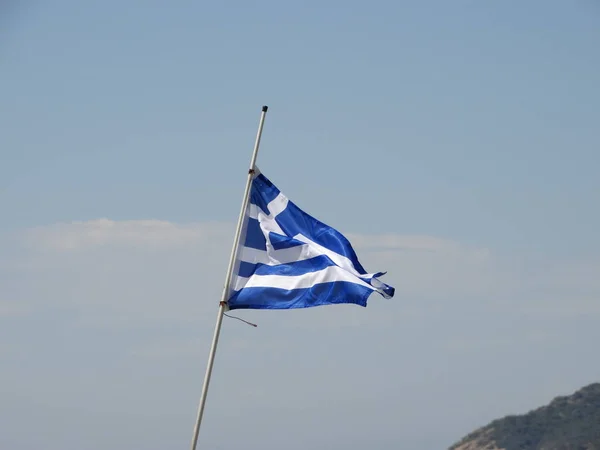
[248,193,289,220]
[233,265,375,292]
[238,231,379,279]
[239,243,310,265]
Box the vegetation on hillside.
[449,382,600,450]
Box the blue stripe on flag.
[228,281,374,310]
[249,174,281,215]
[269,232,305,250]
[243,218,267,250]
[274,201,368,274]
[238,261,258,278]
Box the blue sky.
[1,1,599,449]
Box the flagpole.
[189,105,269,450]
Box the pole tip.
[262,105,268,112]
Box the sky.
[1,1,599,449]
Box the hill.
[449,382,600,450]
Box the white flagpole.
[189,105,269,450]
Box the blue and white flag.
[226,168,395,310]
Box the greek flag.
[225,168,395,310]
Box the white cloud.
[15,218,497,303]
[23,218,230,251]
[348,233,470,253]
[0,301,31,318]
[1,218,499,332]
[21,219,486,256]
[3,217,599,333]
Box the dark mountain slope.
[449,382,600,450]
